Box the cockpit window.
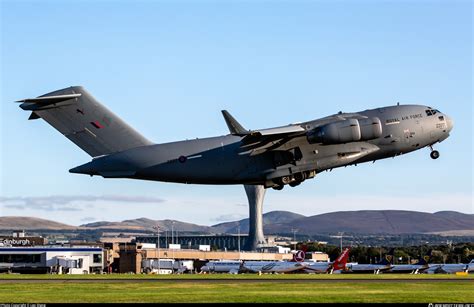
[425,109,441,116]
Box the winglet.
[221,110,248,135]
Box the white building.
[0,246,104,274]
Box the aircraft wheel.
[280,176,291,185]
[430,150,440,159]
[289,181,301,187]
[294,172,306,182]
[272,185,284,191]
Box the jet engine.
[307,117,382,144]
[358,117,383,140]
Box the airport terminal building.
[0,246,104,274]
[136,234,249,251]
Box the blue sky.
[1,0,472,226]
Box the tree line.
[296,242,474,264]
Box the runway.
[1,278,471,283]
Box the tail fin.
[292,250,306,262]
[415,250,432,265]
[379,248,395,265]
[332,247,350,271]
[18,86,153,157]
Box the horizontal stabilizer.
[18,94,82,111]
[17,93,82,104]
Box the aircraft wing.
[244,125,306,136]
[240,126,306,152]
[221,110,381,157]
[221,110,307,155]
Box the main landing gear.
[270,170,316,190]
[429,145,440,160]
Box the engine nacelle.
[307,118,361,144]
[307,117,382,144]
[359,117,382,140]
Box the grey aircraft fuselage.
[70,104,453,189]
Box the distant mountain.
[211,211,306,233]
[0,210,472,236]
[80,218,214,233]
[0,216,212,233]
[433,211,474,227]
[264,210,474,235]
[0,216,77,230]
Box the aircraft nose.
[445,115,454,132]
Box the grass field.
[0,274,472,303]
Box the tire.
[430,150,440,159]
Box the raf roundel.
[178,156,187,163]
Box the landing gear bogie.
[271,170,317,189]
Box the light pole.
[291,228,298,250]
[339,233,343,253]
[330,232,347,253]
[171,222,175,245]
[153,225,161,274]
[237,223,241,255]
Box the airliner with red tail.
[303,248,351,274]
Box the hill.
[211,211,306,233]
[0,216,78,230]
[81,218,214,233]
[0,210,472,235]
[264,210,474,235]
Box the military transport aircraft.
[17,86,453,190]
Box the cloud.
[211,213,246,223]
[80,217,97,222]
[0,195,165,212]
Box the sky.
[1,0,472,227]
